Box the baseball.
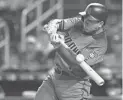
[76,54,85,62]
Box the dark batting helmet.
[79,3,108,23]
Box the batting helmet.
[79,3,108,23]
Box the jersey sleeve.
[80,32,107,66]
[58,15,82,31]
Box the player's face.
[83,15,102,32]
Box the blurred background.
[0,0,122,100]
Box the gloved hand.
[44,19,62,35]
[50,33,65,48]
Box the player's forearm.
[58,15,82,31]
[45,15,82,34]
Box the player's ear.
[99,21,104,27]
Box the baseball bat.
[44,25,105,86]
[59,38,105,86]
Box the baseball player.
[35,3,108,100]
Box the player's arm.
[58,15,82,31]
[45,15,82,33]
